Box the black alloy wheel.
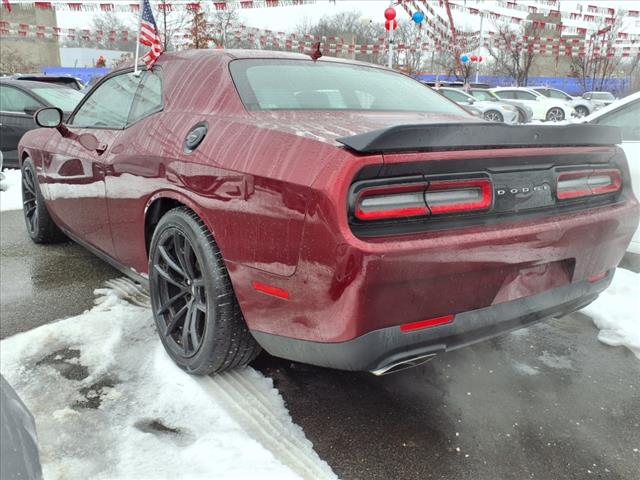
[149,207,261,375]
[152,227,207,358]
[22,166,38,236]
[21,158,65,244]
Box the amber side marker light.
[400,314,455,332]
[587,271,608,283]
[252,281,290,299]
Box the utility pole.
[475,12,484,83]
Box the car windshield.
[591,92,615,100]
[470,90,497,101]
[31,87,84,112]
[230,59,465,114]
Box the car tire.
[149,207,261,375]
[545,107,565,122]
[21,158,66,244]
[483,110,504,122]
[575,105,589,117]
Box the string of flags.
[0,0,315,12]
[2,19,638,58]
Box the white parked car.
[491,87,576,122]
[532,87,594,118]
[581,91,640,253]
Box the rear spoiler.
[335,123,621,154]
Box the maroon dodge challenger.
[19,50,639,376]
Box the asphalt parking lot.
[1,208,639,480]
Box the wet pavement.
[0,210,117,339]
[1,208,639,479]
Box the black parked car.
[11,73,84,90]
[0,79,84,167]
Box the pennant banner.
[1,0,315,11]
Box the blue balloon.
[412,11,425,23]
[460,54,469,63]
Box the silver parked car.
[582,91,616,110]
[437,87,520,123]
[467,88,533,123]
[532,87,594,118]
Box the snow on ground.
[582,268,640,360]
[0,278,337,480]
[0,168,22,212]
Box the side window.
[442,90,469,102]
[515,91,537,101]
[535,89,551,97]
[0,85,42,113]
[594,101,640,141]
[71,73,141,128]
[129,72,163,124]
[549,90,568,100]
[495,91,516,99]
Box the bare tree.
[392,21,426,74]
[155,5,190,52]
[296,11,386,64]
[63,13,137,52]
[486,20,541,86]
[0,46,36,74]
[570,14,624,93]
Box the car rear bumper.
[251,271,611,373]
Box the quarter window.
[594,100,640,141]
[129,72,163,124]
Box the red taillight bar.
[354,177,492,221]
[557,169,621,200]
[354,182,429,220]
[400,314,455,332]
[426,178,493,214]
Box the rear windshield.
[230,59,465,114]
[32,87,84,112]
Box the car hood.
[246,110,479,145]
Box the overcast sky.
[55,0,640,34]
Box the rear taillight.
[426,178,493,214]
[557,169,621,200]
[355,183,428,220]
[354,177,492,221]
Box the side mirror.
[34,107,63,128]
[468,98,475,104]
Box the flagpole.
[134,0,143,75]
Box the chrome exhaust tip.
[370,353,436,376]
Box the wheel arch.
[144,191,216,257]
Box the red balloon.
[384,7,396,21]
[470,55,478,62]
[385,19,398,31]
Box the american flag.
[139,0,162,69]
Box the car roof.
[0,78,69,90]
[158,48,392,70]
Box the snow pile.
[0,168,22,211]
[582,268,640,359]
[0,279,336,480]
